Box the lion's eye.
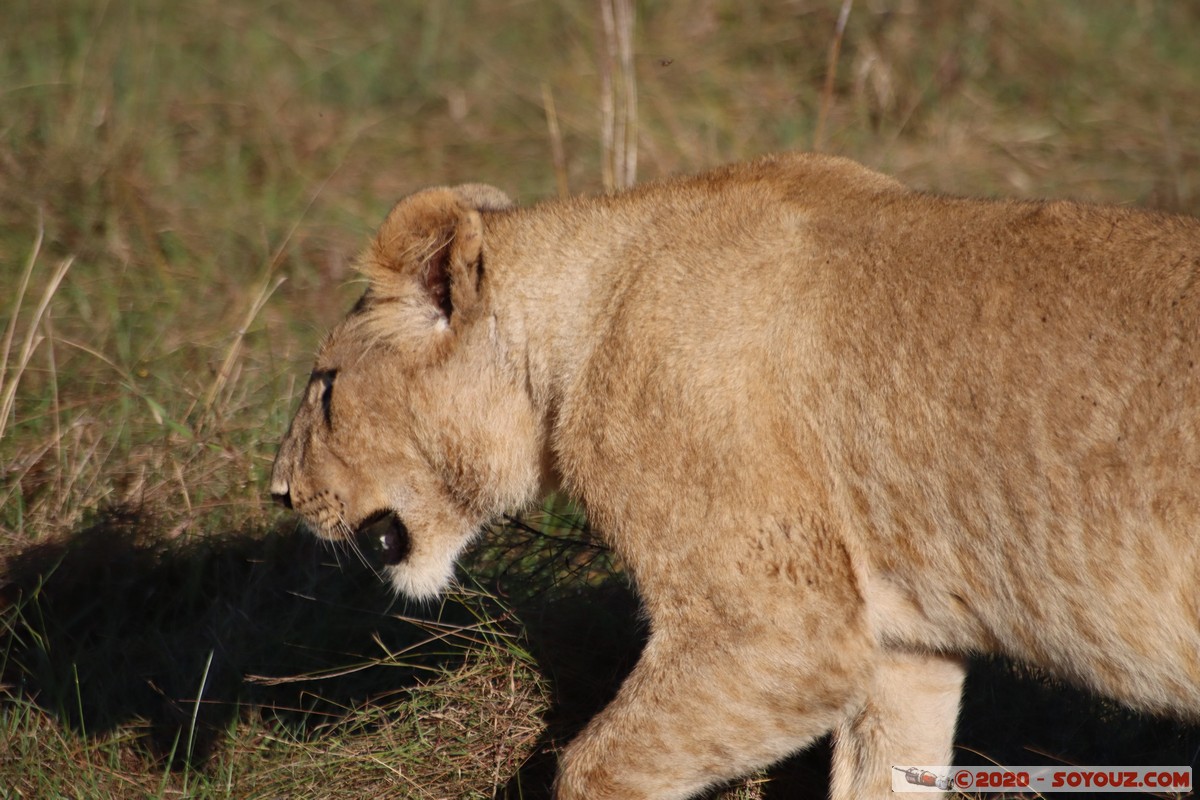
[310,369,336,427]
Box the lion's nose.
[270,480,293,509]
[358,512,411,566]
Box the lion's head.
[270,184,545,599]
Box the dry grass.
[2,0,1199,797]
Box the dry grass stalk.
[0,225,73,445]
[616,0,637,189]
[0,221,43,392]
[199,273,286,429]
[542,82,570,198]
[813,0,853,152]
[598,0,637,191]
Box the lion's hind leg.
[830,650,966,800]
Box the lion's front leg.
[830,650,966,800]
[553,610,872,799]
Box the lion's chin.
[358,511,482,601]
[385,559,456,601]
[384,522,484,602]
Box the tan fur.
[271,153,1200,799]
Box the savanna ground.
[2,1,1199,797]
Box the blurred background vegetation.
[1,1,1198,797]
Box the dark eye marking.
[311,369,337,427]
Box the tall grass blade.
[0,255,73,444]
[181,648,215,795]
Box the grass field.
[2,1,1199,797]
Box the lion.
[271,152,1200,799]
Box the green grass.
[2,1,1199,797]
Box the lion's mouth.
[356,510,411,566]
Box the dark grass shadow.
[0,505,484,768]
[956,658,1200,772]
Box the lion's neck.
[483,197,641,430]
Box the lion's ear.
[453,183,513,213]
[358,185,509,354]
